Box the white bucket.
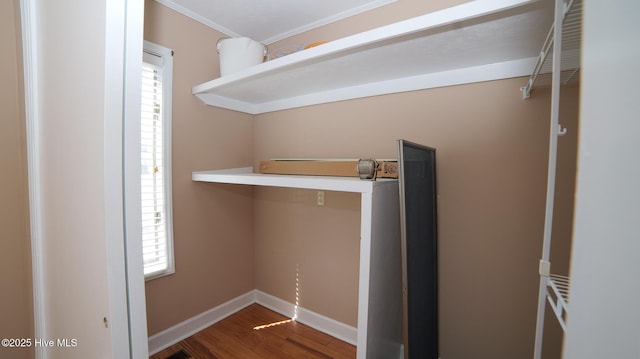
[217,37,267,76]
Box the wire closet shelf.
[531,0,582,358]
[521,0,582,99]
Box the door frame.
[20,0,148,357]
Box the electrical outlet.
[317,191,325,206]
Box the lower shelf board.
[149,304,356,359]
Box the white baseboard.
[147,289,357,354]
[254,290,357,345]
[147,290,255,355]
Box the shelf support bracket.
[520,85,531,100]
[539,259,551,277]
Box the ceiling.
[154,0,397,44]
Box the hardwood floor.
[150,304,356,359]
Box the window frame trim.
[142,40,175,281]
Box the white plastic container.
[217,37,266,76]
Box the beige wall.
[146,1,579,358]
[255,188,362,326]
[143,0,256,336]
[0,1,33,358]
[254,79,579,358]
[257,2,578,357]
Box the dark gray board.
[398,139,438,359]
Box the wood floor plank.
[327,338,358,357]
[149,304,356,359]
[181,336,221,359]
[287,333,353,359]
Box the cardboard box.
[259,159,398,178]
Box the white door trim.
[121,0,150,357]
[19,0,46,357]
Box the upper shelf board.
[192,167,396,193]
[192,0,553,115]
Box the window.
[141,41,174,280]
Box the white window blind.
[141,41,174,279]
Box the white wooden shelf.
[192,167,396,193]
[192,0,553,114]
